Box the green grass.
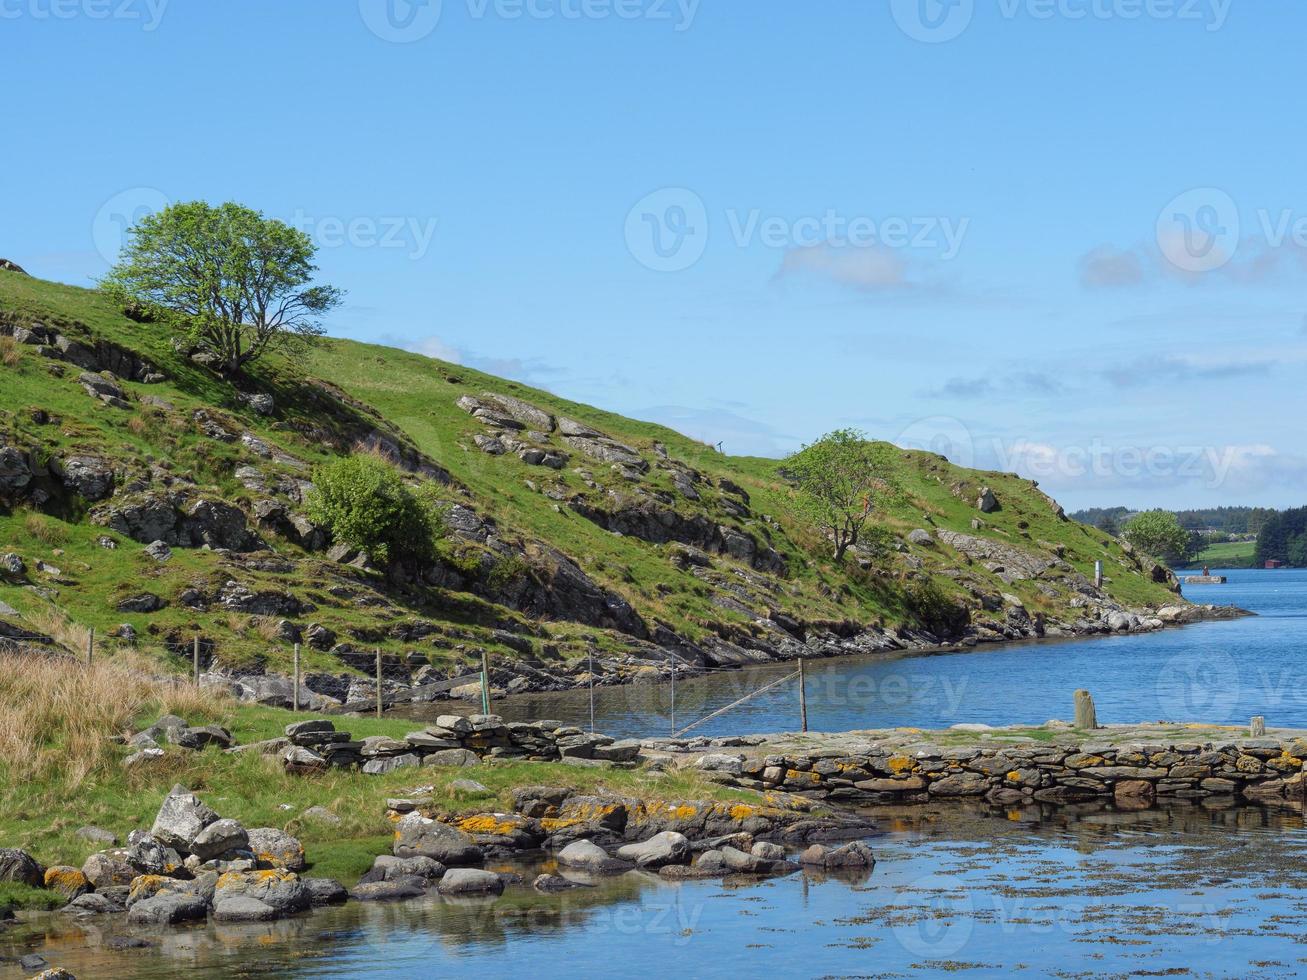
[0,883,64,914]
[1187,539,1257,568]
[0,689,751,888]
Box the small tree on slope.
[102,200,342,375]
[785,428,899,563]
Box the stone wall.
[275,715,643,775]
[698,735,1307,809]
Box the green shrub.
[903,579,970,637]
[305,454,444,565]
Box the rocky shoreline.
[201,600,1252,716]
[7,716,1306,979]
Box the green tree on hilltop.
[103,200,342,375]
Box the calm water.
[468,568,1307,738]
[8,804,1307,979]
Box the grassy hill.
[0,268,1183,699]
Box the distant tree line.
[1256,507,1307,567]
[1073,505,1279,537]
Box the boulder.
[363,855,446,883]
[533,873,592,893]
[555,839,631,874]
[0,848,44,886]
[124,831,185,876]
[190,819,249,862]
[392,814,483,866]
[150,785,219,853]
[116,592,164,613]
[64,892,123,915]
[212,896,280,922]
[350,878,428,902]
[246,828,306,871]
[302,877,349,906]
[43,866,92,901]
[126,892,208,925]
[437,868,505,895]
[616,831,691,869]
[212,869,309,915]
[800,840,875,869]
[82,850,136,889]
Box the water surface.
[461,569,1307,738]
[7,803,1307,979]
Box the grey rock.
[126,892,208,925]
[422,749,482,768]
[150,784,219,853]
[392,813,483,866]
[556,839,631,874]
[212,896,280,922]
[54,454,115,501]
[302,877,349,906]
[144,540,172,562]
[0,848,43,886]
[350,878,427,902]
[437,868,505,895]
[76,826,118,846]
[246,828,306,871]
[0,447,32,497]
[212,869,309,914]
[64,892,124,915]
[190,819,249,862]
[616,831,691,869]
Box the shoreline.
[228,599,1256,721]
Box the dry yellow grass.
[0,335,19,367]
[0,649,228,788]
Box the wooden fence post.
[670,658,676,737]
[86,627,94,669]
[480,649,491,715]
[375,649,383,719]
[192,636,200,685]
[799,658,808,733]
[293,643,301,713]
[1074,689,1098,730]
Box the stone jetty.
[674,723,1307,809]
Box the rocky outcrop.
[570,499,786,575]
[92,492,264,552]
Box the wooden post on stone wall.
[1074,689,1098,730]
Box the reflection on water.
[417,568,1307,739]
[6,802,1307,979]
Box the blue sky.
[4,0,1305,511]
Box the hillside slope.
[0,267,1192,708]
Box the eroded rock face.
[52,455,115,501]
[0,447,32,498]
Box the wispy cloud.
[774,244,912,292]
[1079,245,1147,288]
[930,371,1068,400]
[1100,354,1274,388]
